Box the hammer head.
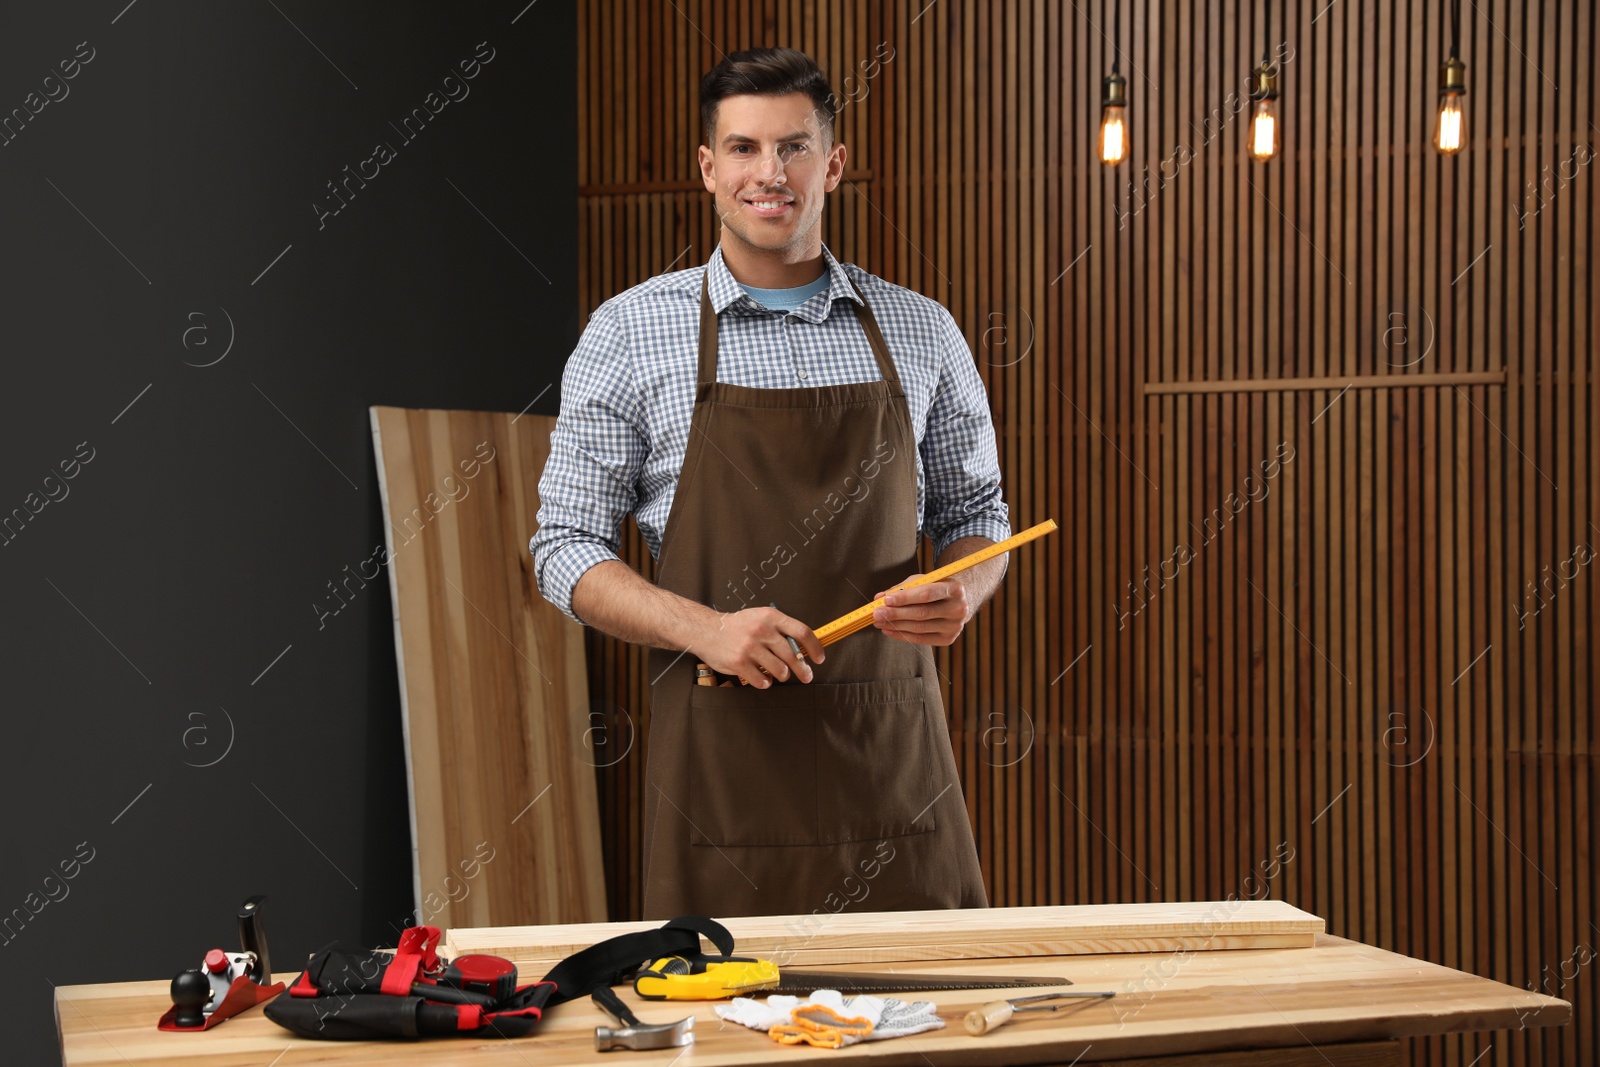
[594,1014,694,1052]
[591,988,695,1052]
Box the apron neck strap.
[697,270,901,388]
[697,272,719,387]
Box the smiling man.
[532,47,1010,918]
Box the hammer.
[593,985,695,1052]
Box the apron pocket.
[687,677,937,848]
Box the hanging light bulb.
[1098,2,1127,166]
[1099,67,1128,166]
[1435,54,1467,154]
[1435,0,1466,154]
[1248,59,1280,162]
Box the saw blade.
[735,971,1071,995]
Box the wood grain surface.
[573,5,1598,1067]
[54,932,1567,1065]
[370,406,607,930]
[445,899,1325,972]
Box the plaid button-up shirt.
[531,244,1010,622]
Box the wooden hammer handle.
[964,1000,1016,1035]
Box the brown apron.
[640,272,988,918]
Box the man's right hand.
[570,562,825,686]
[694,605,825,688]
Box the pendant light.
[1248,57,1280,162]
[1247,1,1280,163]
[1098,2,1128,166]
[1435,0,1466,154]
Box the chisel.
[963,990,1117,1035]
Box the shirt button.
[797,368,809,380]
[785,315,800,325]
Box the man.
[532,47,1010,918]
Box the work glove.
[715,988,944,1048]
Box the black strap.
[539,915,735,1005]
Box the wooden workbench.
[56,907,1568,1065]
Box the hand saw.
[633,956,1072,1000]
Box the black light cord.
[1110,0,1119,76]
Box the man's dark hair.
[700,47,837,146]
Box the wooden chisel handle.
[964,1000,1016,1035]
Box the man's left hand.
[871,576,972,646]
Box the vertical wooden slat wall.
[571,3,1596,1064]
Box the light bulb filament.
[1249,101,1278,161]
[1436,95,1464,154]
[1100,106,1127,166]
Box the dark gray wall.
[0,2,576,1059]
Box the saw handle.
[964,1000,1016,1035]
[634,956,778,1000]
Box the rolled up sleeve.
[920,307,1010,555]
[531,304,647,622]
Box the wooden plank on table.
[371,406,607,930]
[55,934,1567,1066]
[446,900,1325,968]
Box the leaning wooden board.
[445,901,1324,970]
[55,933,1567,1064]
[370,406,606,929]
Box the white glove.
[716,994,794,1032]
[870,995,944,1039]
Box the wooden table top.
[56,927,1567,1065]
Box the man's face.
[698,92,847,257]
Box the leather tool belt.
[264,914,735,1040]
